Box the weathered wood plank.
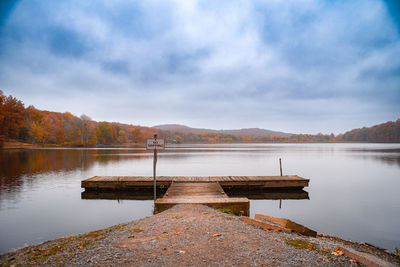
[164,182,227,199]
[240,217,292,233]
[254,214,317,237]
[81,175,309,190]
[155,182,249,215]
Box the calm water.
[0,143,399,254]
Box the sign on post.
[147,135,164,203]
[146,138,165,150]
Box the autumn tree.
[130,127,144,143]
[29,122,44,143]
[97,122,113,144]
[0,91,25,146]
[117,129,127,144]
[87,122,98,145]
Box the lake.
[0,143,399,254]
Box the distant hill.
[339,119,400,143]
[153,124,292,137]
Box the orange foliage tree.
[0,91,26,146]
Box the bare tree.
[80,114,91,145]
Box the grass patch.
[394,248,400,260]
[286,238,318,250]
[285,238,338,263]
[83,230,103,238]
[217,208,235,216]
[27,240,70,264]
[217,208,246,216]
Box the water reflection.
[81,188,309,201]
[0,149,90,195]
[346,146,400,167]
[0,148,148,186]
[81,189,168,200]
[225,188,309,200]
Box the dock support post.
[153,134,158,202]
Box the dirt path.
[1,204,398,266]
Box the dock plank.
[164,182,227,199]
[155,182,249,215]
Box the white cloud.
[0,0,399,134]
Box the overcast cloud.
[0,0,399,134]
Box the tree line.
[338,120,400,142]
[162,131,336,143]
[163,121,400,143]
[1,90,399,146]
[0,91,159,147]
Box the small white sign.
[146,138,165,149]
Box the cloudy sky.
[0,0,399,134]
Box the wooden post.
[153,134,157,202]
[279,158,283,176]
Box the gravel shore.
[1,204,399,266]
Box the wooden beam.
[254,214,317,237]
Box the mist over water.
[0,143,399,254]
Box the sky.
[0,0,399,134]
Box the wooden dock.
[81,175,309,215]
[81,175,309,190]
[154,182,249,215]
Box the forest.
[0,91,159,146]
[1,90,399,147]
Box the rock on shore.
[1,204,398,266]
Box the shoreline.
[1,205,398,266]
[2,140,400,150]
